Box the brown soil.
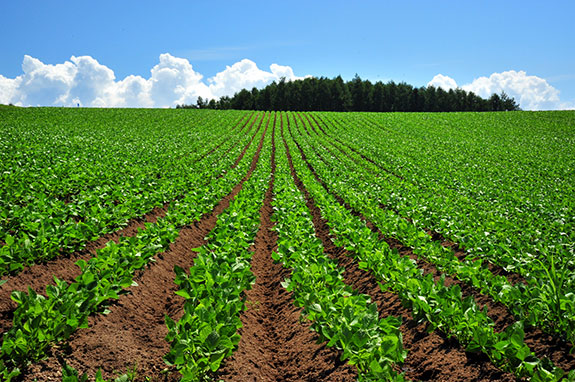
[1,113,260,339]
[19,110,270,382]
[14,115,269,381]
[283,115,517,381]
[311,112,529,287]
[20,190,231,381]
[217,116,357,382]
[288,113,575,374]
[8,111,574,381]
[0,205,168,336]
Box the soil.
[17,113,268,381]
[20,187,237,381]
[8,110,575,381]
[288,112,575,374]
[0,113,261,334]
[216,116,357,382]
[0,205,168,337]
[283,114,517,381]
[295,113,575,372]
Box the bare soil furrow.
[19,112,270,382]
[20,191,229,381]
[303,117,575,370]
[217,116,356,382]
[0,204,168,335]
[311,113,531,288]
[284,114,517,381]
[291,117,575,373]
[0,114,261,337]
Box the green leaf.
[175,289,191,299]
[205,331,220,351]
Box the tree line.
[177,75,520,112]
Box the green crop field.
[1,107,574,381]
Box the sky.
[1,0,574,110]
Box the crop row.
[304,112,575,344]
[315,111,575,298]
[0,109,254,276]
[284,112,572,381]
[164,112,273,380]
[0,112,266,380]
[1,109,573,381]
[273,113,406,381]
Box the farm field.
[1,107,575,381]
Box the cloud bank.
[0,54,304,108]
[2,56,571,111]
[428,70,574,111]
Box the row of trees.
[177,75,520,112]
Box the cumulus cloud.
[427,74,458,91]
[0,75,21,104]
[428,70,573,110]
[148,53,212,107]
[208,59,304,98]
[0,54,305,108]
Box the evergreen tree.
[207,75,520,112]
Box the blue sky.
[1,0,574,109]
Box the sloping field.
[1,107,574,381]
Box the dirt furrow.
[291,116,575,372]
[217,115,356,382]
[0,114,261,338]
[283,114,517,381]
[300,115,575,370]
[19,112,270,382]
[290,125,516,330]
[0,204,168,335]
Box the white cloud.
[428,70,573,110]
[0,75,21,104]
[427,74,457,91]
[18,55,77,106]
[69,55,116,107]
[0,54,305,108]
[208,59,304,98]
[148,53,211,108]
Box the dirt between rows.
[311,111,528,288]
[217,118,356,382]
[283,115,518,381]
[294,114,575,373]
[20,189,236,381]
[16,114,267,381]
[0,112,263,341]
[0,205,168,337]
